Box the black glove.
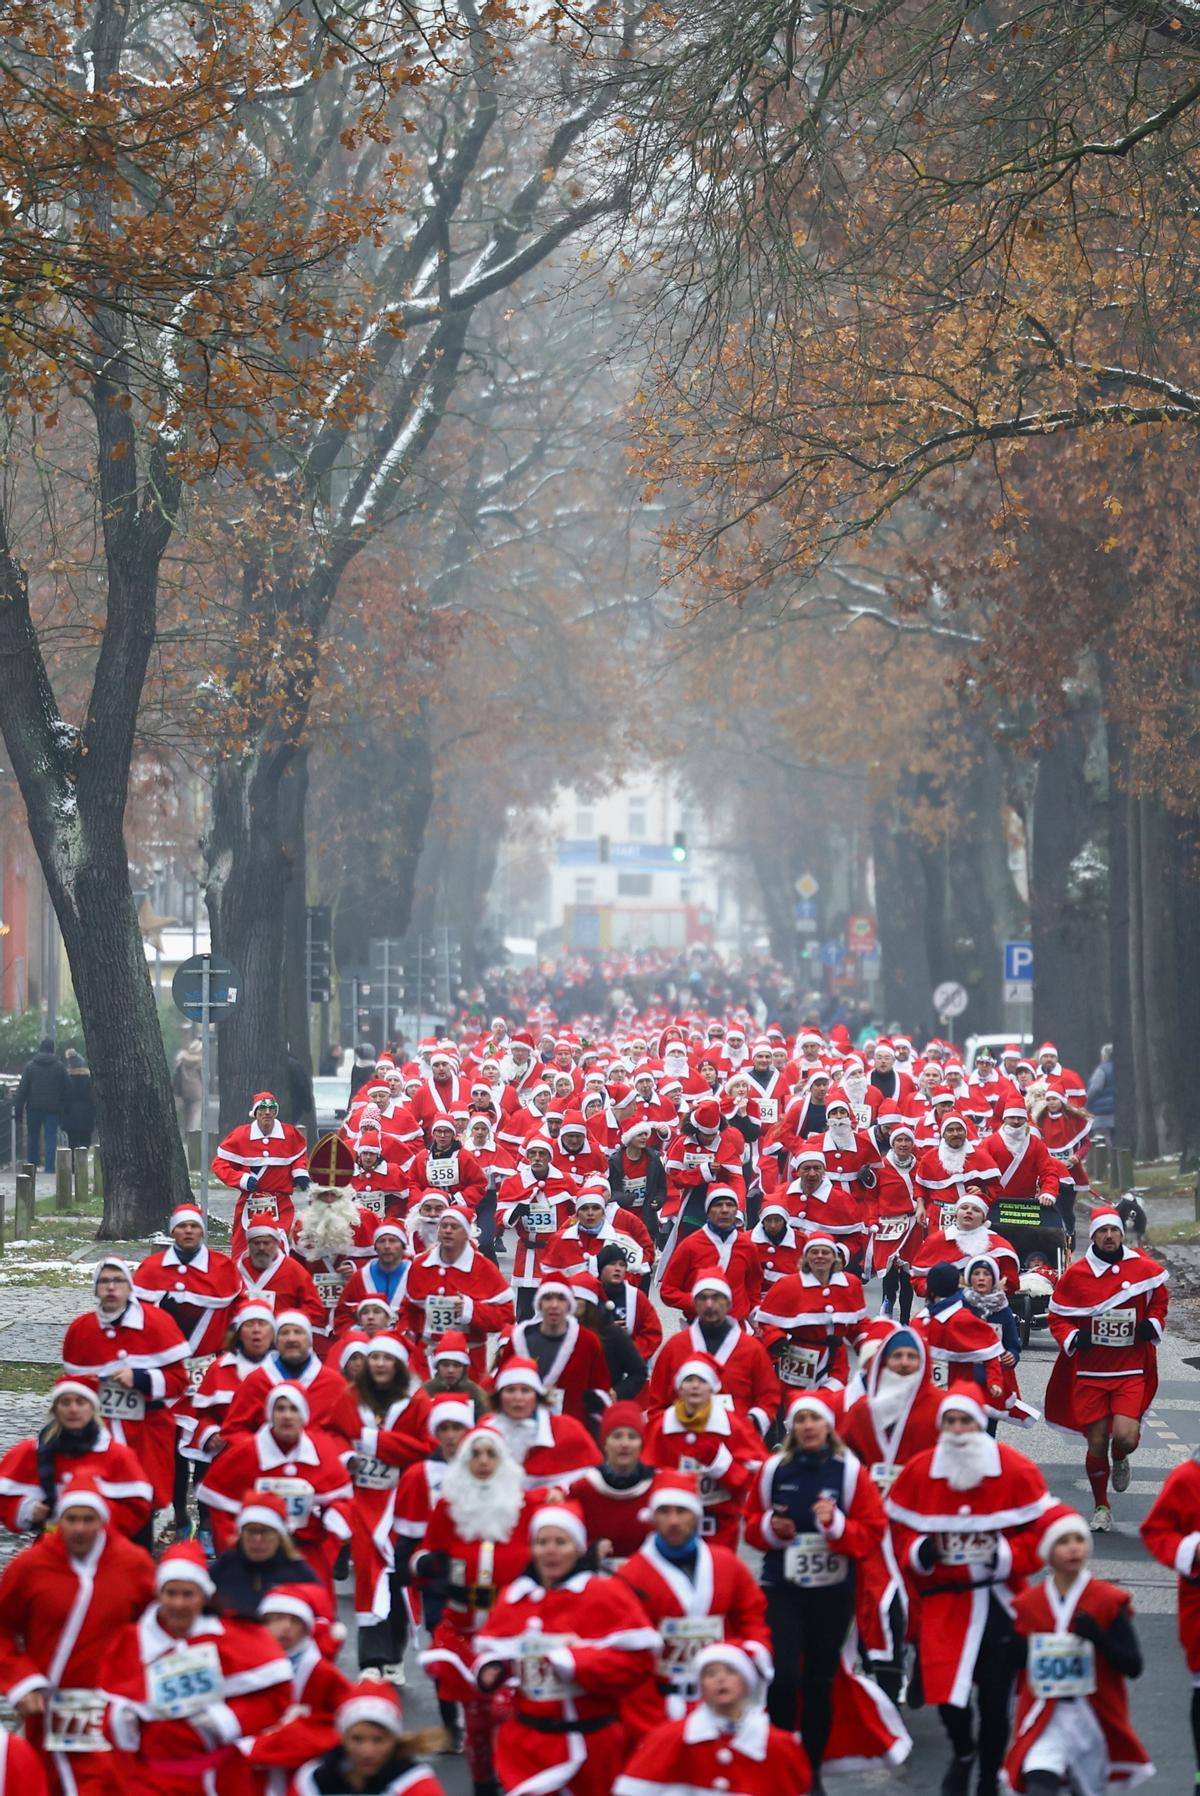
[1070,1611,1101,1644]
[1135,1319,1158,1342]
[859,1167,877,1191]
[916,1536,938,1571]
[293,1172,311,1191]
[1073,1323,1092,1351]
[415,1548,450,1583]
[244,1172,260,1193]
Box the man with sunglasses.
[213,1090,311,1256]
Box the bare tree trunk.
[1137,792,1182,1153]
[1105,722,1137,1155]
[872,800,935,1027]
[281,751,316,1136]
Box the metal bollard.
[55,1145,73,1211]
[14,1168,34,1239]
[73,1147,90,1208]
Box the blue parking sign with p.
[1004,941,1034,982]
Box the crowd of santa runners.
[0,1004,1196,1796]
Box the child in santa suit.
[904,1191,1020,1295]
[1140,1450,1200,1785]
[1004,1505,1151,1795]
[614,1642,812,1796]
[471,1501,660,1796]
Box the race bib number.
[777,1343,822,1387]
[356,1190,385,1218]
[45,1689,110,1753]
[518,1634,580,1701]
[256,1475,314,1526]
[679,1456,729,1505]
[683,1151,709,1170]
[314,1271,345,1309]
[100,1381,146,1421]
[526,1205,556,1234]
[783,1533,848,1587]
[930,1358,950,1390]
[854,1104,872,1130]
[869,1463,901,1495]
[623,1176,647,1203]
[246,1192,279,1219]
[611,1232,645,1270]
[148,1641,223,1719]
[1092,1307,1136,1348]
[354,1454,399,1490]
[1028,1632,1096,1700]
[426,1294,463,1337]
[186,1355,215,1393]
[657,1616,722,1690]
[876,1215,910,1242]
[426,1158,458,1188]
[758,1098,779,1124]
[941,1530,996,1566]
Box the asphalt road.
[343,1275,1198,1793]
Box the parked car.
[963,1031,1033,1072]
[313,1075,351,1136]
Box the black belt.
[925,1577,1003,1595]
[519,1711,618,1736]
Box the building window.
[627,798,647,839]
[574,804,595,837]
[574,876,596,903]
[617,872,653,898]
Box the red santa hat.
[372,1219,406,1241]
[438,1205,473,1230]
[248,1091,279,1116]
[428,1113,458,1134]
[232,1302,277,1332]
[693,1641,763,1697]
[274,1308,314,1341]
[691,1099,723,1135]
[785,1391,838,1430]
[415,1189,450,1211]
[801,1230,839,1256]
[757,1204,796,1229]
[156,1539,215,1596]
[169,1202,206,1235]
[355,1296,397,1322]
[642,1469,704,1521]
[690,1273,733,1301]
[1000,1102,1029,1121]
[429,1397,474,1434]
[238,1490,291,1534]
[245,1218,284,1241]
[364,1331,408,1362]
[824,1088,853,1114]
[1088,1206,1124,1238]
[534,1278,576,1308]
[600,1401,646,1442]
[432,1328,471,1365]
[529,1500,588,1554]
[795,1145,827,1167]
[494,1356,545,1394]
[704,1183,741,1211]
[50,1374,101,1409]
[336,1681,406,1737]
[674,1354,723,1392]
[338,1330,370,1368]
[54,1475,110,1521]
[570,1271,604,1305]
[1036,1503,1092,1564]
[1037,1042,1058,1058]
[932,1088,956,1110]
[265,1380,310,1424]
[523,1133,555,1160]
[93,1254,132,1288]
[937,1383,989,1430]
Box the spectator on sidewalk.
[62,1049,95,1149]
[14,1037,68,1173]
[1087,1043,1115,1144]
[173,1035,204,1135]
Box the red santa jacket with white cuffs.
[604,1279,663,1360]
[237,1245,326,1332]
[540,1205,655,1282]
[497,1316,612,1424]
[783,1168,871,1251]
[1045,1242,1168,1430]
[751,1211,802,1288]
[195,1421,354,1563]
[403,1243,515,1373]
[348,1391,432,1627]
[648,1321,781,1436]
[980,1127,1062,1201]
[886,1434,1050,1706]
[105,1603,292,1777]
[617,1534,773,1720]
[568,1463,657,1561]
[212,1117,309,1253]
[614,1702,812,1796]
[331,1257,409,1341]
[1037,1107,1092,1184]
[754,1267,869,1392]
[905,1222,1020,1295]
[178,1346,274,1461]
[914,1141,999,1222]
[405,1146,486,1213]
[1003,1569,1152,1794]
[222,1348,361,1447]
[662,1124,747,1215]
[640,1405,762,1545]
[1141,1457,1200,1671]
[481,1407,602,1492]
[411,1071,473,1137]
[497,1163,578,1288]
[659,1225,763,1322]
[132,1242,245,1357]
[0,1426,153,1539]
[61,1297,190,1509]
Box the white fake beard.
[501,1053,530,1085]
[296,1192,362,1258]
[411,1218,441,1251]
[938,1141,968,1174]
[872,1368,916,1431]
[954,1222,990,1255]
[1001,1124,1029,1152]
[441,1452,526,1542]
[489,1411,538,1465]
[843,1073,868,1104]
[663,1049,689,1078]
[828,1122,856,1151]
[940,1430,993,1491]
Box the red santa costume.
[915,1120,999,1226]
[0,1478,157,1796]
[471,1501,660,1796]
[405,1124,486,1215]
[0,1376,153,1540]
[749,1204,802,1288]
[753,1235,868,1393]
[566,1403,656,1563]
[617,1472,772,1722]
[981,1107,1063,1207]
[291,1683,446,1796]
[866,1123,922,1277]
[0,1732,50,1796]
[647,1278,780,1434]
[1036,1090,1092,1192]
[178,1305,277,1463]
[1001,1505,1152,1795]
[402,1210,515,1376]
[885,1387,1050,1710]
[221,1312,359,1447]
[234,1226,325,1330]
[539,1191,654,1283]
[245,1582,352,1793]
[290,1189,379,1354]
[657,1194,762,1321]
[1035,1041,1088,1106]
[346,1340,431,1631]
[483,1360,602,1490]
[783,1147,872,1263]
[496,1138,577,1294]
[904,1191,1020,1295]
[61,1259,190,1508]
[212,1093,310,1257]
[104,1541,292,1796]
[330,1226,410,1341]
[912,1272,1036,1424]
[132,1204,245,1360]
[1141,1453,1200,1682]
[551,1112,608,1187]
[1045,1208,1168,1437]
[411,1054,473,1138]
[614,1642,811,1796]
[661,1103,747,1219]
[641,1358,762,1548]
[498,1284,612,1423]
[195,1390,353,1583]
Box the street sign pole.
[199,955,211,1223]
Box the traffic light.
[306,905,332,1003]
[671,829,688,864]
